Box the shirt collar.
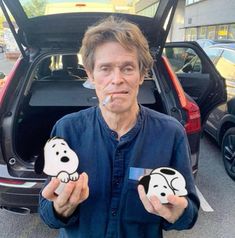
[96,105,144,142]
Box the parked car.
[165,42,235,180]
[203,44,235,180]
[196,39,235,49]
[0,0,226,214]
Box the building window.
[185,24,235,41]
[216,25,229,39]
[186,0,194,4]
[228,24,235,40]
[186,0,202,6]
[185,27,197,40]
[198,26,207,39]
[207,26,216,39]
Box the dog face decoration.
[138,167,188,204]
[35,137,79,184]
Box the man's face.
[86,41,144,114]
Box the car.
[203,44,235,180]
[0,0,226,214]
[196,39,235,49]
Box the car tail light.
[184,100,201,134]
[0,58,21,107]
[0,178,36,188]
[0,178,25,185]
[162,56,201,134]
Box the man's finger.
[167,195,188,209]
[80,172,89,201]
[149,195,169,215]
[138,185,155,213]
[69,173,85,205]
[42,178,60,201]
[56,181,76,207]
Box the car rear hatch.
[0,0,178,60]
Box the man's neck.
[100,104,140,139]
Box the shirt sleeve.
[162,127,200,230]
[38,182,80,229]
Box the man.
[39,16,200,238]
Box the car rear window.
[19,0,160,18]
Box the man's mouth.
[102,91,129,106]
[111,90,129,95]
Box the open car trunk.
[14,78,166,165]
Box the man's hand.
[42,172,89,218]
[138,185,188,223]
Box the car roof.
[208,43,235,51]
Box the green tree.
[23,0,47,17]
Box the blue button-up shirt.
[39,105,199,238]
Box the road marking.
[196,186,214,212]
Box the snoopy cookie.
[138,167,188,204]
[35,137,79,194]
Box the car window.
[35,54,87,80]
[163,47,202,73]
[204,48,223,63]
[215,50,235,79]
[19,0,160,18]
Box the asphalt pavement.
[0,52,16,75]
[165,134,235,238]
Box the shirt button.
[111,209,117,216]
[111,131,116,137]
[114,179,120,185]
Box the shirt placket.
[106,142,124,238]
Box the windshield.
[19,0,159,18]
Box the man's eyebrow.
[97,62,112,67]
[98,61,136,67]
[121,61,136,67]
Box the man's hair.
[80,16,153,77]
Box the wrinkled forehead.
[94,41,138,65]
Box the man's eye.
[100,66,110,72]
[122,67,134,74]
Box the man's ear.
[86,70,95,83]
[139,75,144,85]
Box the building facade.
[135,0,235,42]
[184,0,235,41]
[135,0,186,42]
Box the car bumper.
[0,165,45,214]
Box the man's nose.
[111,68,123,84]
